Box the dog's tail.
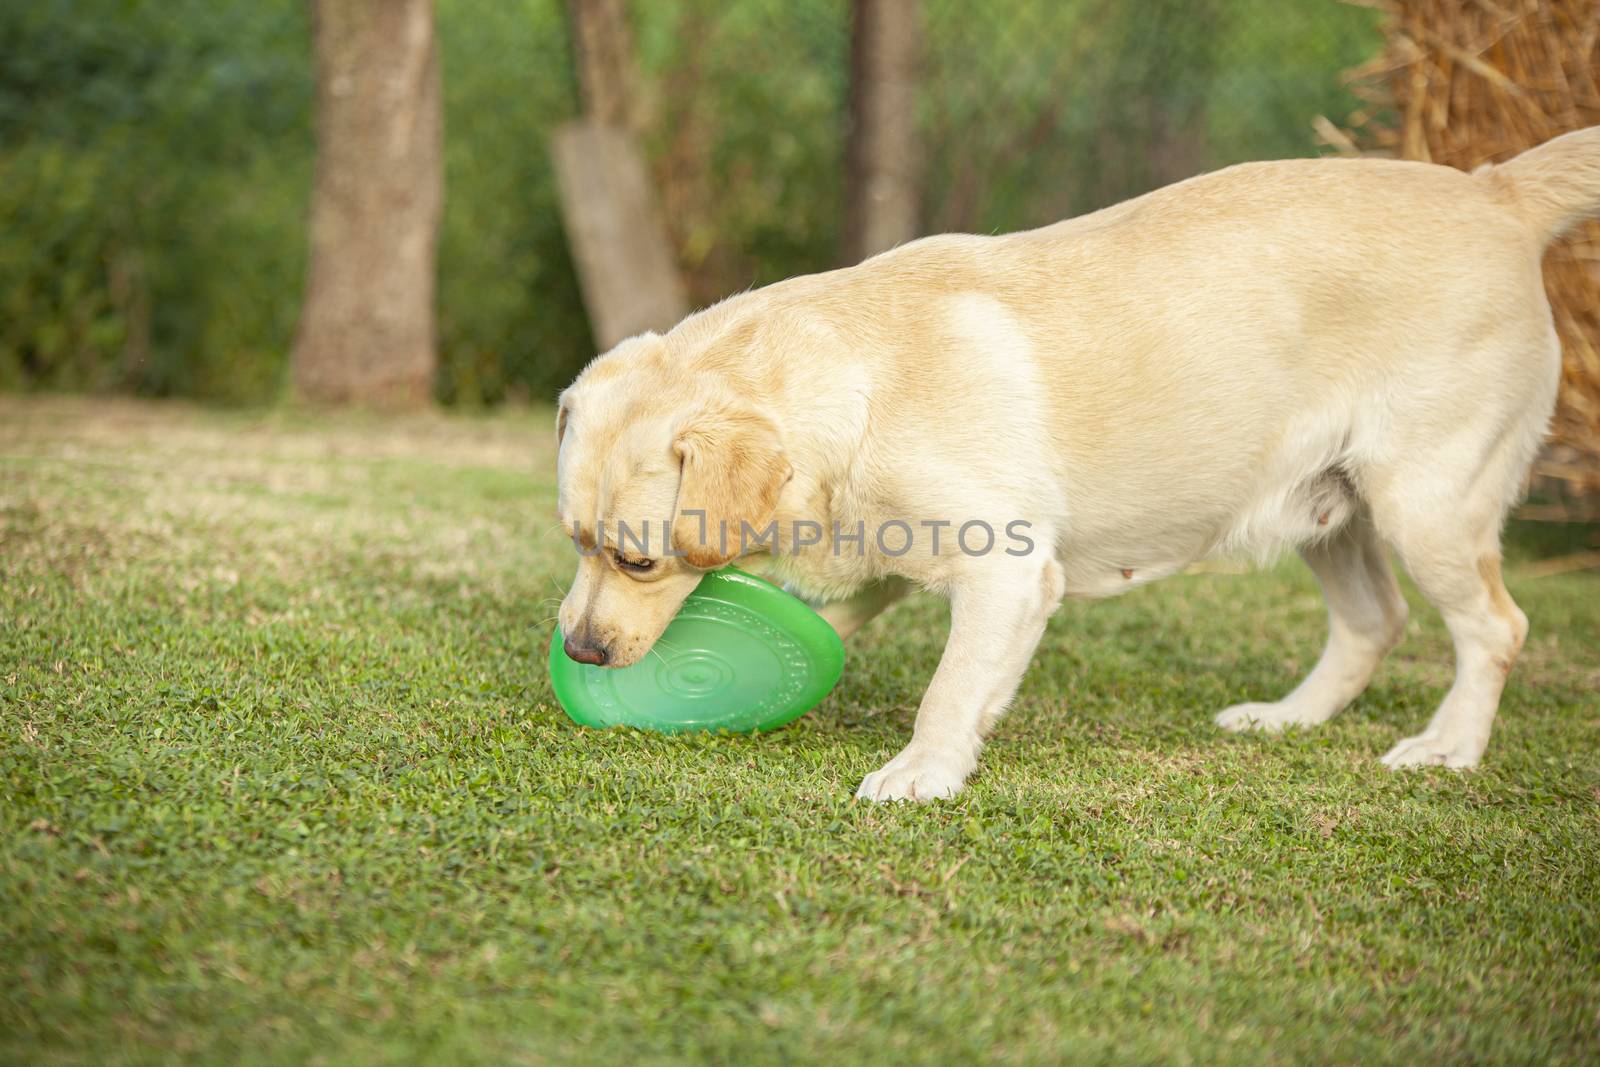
[1480,125,1600,246]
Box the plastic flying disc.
[549,567,845,733]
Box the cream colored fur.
[556,127,1600,801]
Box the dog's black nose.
[563,635,609,666]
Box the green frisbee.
[549,567,845,733]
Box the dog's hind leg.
[1364,372,1549,768]
[1363,321,1558,768]
[1217,509,1408,733]
[1374,496,1530,770]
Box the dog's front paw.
[1380,731,1484,770]
[856,744,971,803]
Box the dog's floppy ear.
[671,406,792,568]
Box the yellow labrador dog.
[555,128,1599,801]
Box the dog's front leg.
[857,558,1064,802]
[816,576,910,640]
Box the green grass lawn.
[3,396,1597,1066]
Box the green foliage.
[0,1,1381,406]
[920,0,1381,232]
[3,399,1598,1063]
[633,1,850,303]
[433,0,587,405]
[0,0,313,402]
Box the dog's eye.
[614,552,655,573]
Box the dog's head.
[554,334,792,668]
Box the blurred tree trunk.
[567,0,639,131]
[293,0,443,408]
[552,0,687,351]
[843,0,922,263]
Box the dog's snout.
[562,634,610,667]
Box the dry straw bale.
[1337,0,1600,505]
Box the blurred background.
[1,0,1596,500]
